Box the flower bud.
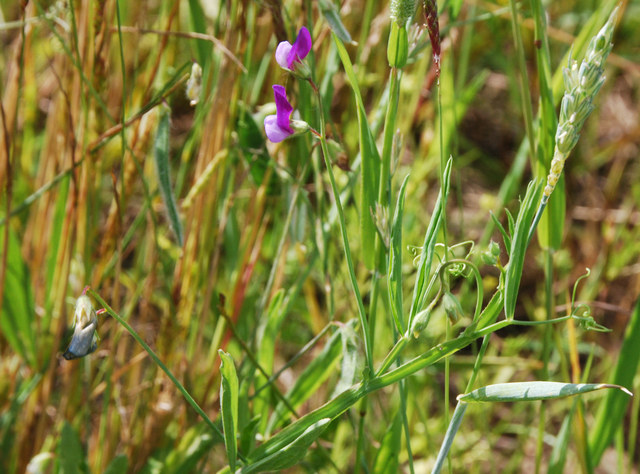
[390,0,417,27]
[443,291,463,324]
[410,307,432,338]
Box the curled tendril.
[568,268,610,331]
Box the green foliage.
[0,1,633,472]
[58,422,88,474]
[589,296,640,463]
[504,181,543,319]
[0,227,37,369]
[154,107,184,246]
[334,33,381,269]
[219,350,239,471]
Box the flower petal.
[287,26,312,68]
[264,115,291,143]
[275,41,293,69]
[272,84,293,133]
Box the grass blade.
[0,226,37,368]
[334,33,380,269]
[504,180,542,319]
[219,350,239,471]
[588,296,640,463]
[408,158,452,329]
[373,413,402,474]
[388,175,410,333]
[266,327,343,433]
[432,402,468,474]
[153,107,184,246]
[243,419,331,473]
[319,0,353,44]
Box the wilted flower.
[264,85,308,143]
[185,62,202,106]
[275,26,312,77]
[63,294,99,360]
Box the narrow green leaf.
[490,211,511,255]
[505,208,515,239]
[548,410,572,474]
[504,180,543,319]
[45,175,69,298]
[458,381,631,403]
[408,158,453,325]
[332,320,361,396]
[187,0,212,66]
[266,329,343,433]
[373,413,402,474]
[531,0,563,251]
[319,0,353,44]
[334,33,380,269]
[58,422,87,474]
[153,107,184,246]
[103,455,128,474]
[448,0,463,19]
[219,350,239,472]
[0,226,37,368]
[163,423,215,474]
[242,419,331,473]
[432,402,468,474]
[254,290,287,432]
[589,296,640,464]
[388,175,410,333]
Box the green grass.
[0,1,639,472]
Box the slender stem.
[508,0,537,165]
[86,289,247,461]
[527,200,547,245]
[311,79,374,375]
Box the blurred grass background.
[0,0,638,472]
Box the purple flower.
[275,26,312,73]
[264,85,294,143]
[264,85,310,143]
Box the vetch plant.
[8,2,637,473]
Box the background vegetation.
[0,0,638,472]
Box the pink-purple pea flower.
[263,85,310,143]
[275,26,312,77]
[264,85,294,143]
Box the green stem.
[310,80,374,375]
[87,289,243,460]
[508,0,537,165]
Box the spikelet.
[542,8,618,203]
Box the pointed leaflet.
[458,381,631,402]
[334,33,380,269]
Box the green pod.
[387,22,408,69]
